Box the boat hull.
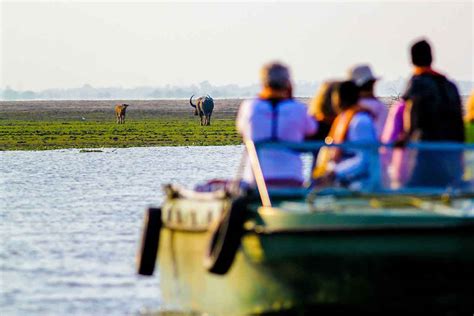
[157,198,474,315]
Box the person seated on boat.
[307,81,340,169]
[312,80,378,190]
[236,61,318,187]
[308,81,339,142]
[348,64,388,141]
[398,39,465,188]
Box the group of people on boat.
[236,38,474,190]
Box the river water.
[1,146,243,315]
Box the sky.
[1,1,473,91]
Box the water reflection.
[1,146,243,315]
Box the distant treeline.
[1,79,472,100]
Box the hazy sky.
[1,1,473,91]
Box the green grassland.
[0,118,241,150]
[0,98,321,150]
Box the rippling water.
[1,146,243,315]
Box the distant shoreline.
[0,95,410,102]
[0,97,251,102]
[0,95,434,102]
[0,96,400,110]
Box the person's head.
[348,64,379,92]
[358,80,376,93]
[309,81,339,122]
[260,61,291,91]
[333,80,359,113]
[466,91,474,122]
[410,39,433,67]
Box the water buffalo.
[115,104,130,124]
[189,95,214,126]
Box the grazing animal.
[115,104,130,124]
[189,95,214,126]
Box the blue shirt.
[334,112,377,184]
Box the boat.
[136,141,474,315]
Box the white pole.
[245,140,272,207]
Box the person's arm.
[447,81,465,141]
[404,78,426,139]
[304,112,318,137]
[381,101,404,143]
[394,78,423,146]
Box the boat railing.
[246,140,474,207]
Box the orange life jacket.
[312,106,365,179]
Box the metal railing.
[245,140,474,207]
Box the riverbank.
[1,119,242,150]
[0,99,249,150]
[2,97,404,150]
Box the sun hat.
[348,64,380,87]
[260,62,291,90]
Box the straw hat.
[348,64,380,87]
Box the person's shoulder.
[360,97,386,107]
[444,78,460,93]
[292,98,307,106]
[410,74,436,87]
[422,74,460,97]
[349,112,376,139]
[239,98,264,109]
[281,98,308,110]
[403,75,435,99]
[240,98,257,106]
[354,111,375,125]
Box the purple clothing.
[381,100,405,143]
[381,100,409,188]
[334,112,377,186]
[359,97,388,140]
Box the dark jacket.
[402,71,465,142]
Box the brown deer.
[115,104,130,124]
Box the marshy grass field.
[1,119,242,150]
[1,97,408,151]
[0,99,255,150]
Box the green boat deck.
[156,192,474,315]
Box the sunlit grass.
[0,118,241,150]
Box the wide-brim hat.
[348,64,380,87]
